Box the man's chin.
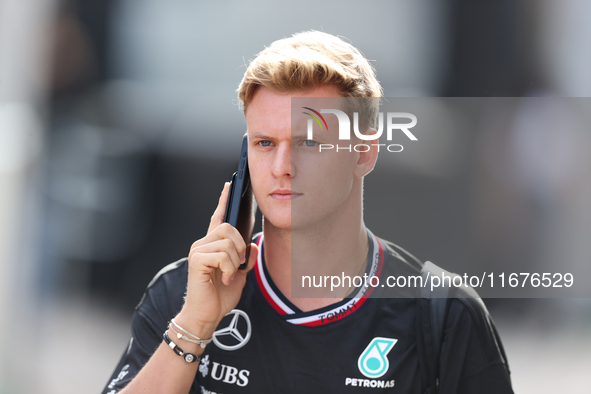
[261,206,319,233]
[262,215,292,232]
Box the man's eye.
[259,140,272,147]
[303,140,317,147]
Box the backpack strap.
[416,261,455,394]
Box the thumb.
[243,243,259,272]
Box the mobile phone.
[223,135,257,269]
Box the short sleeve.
[438,298,513,394]
[101,259,188,393]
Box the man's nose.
[271,142,292,178]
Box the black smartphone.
[223,135,257,269]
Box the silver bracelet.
[170,319,213,348]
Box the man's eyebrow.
[248,131,275,140]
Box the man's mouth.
[270,189,302,201]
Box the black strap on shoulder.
[416,261,455,394]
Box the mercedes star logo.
[213,309,252,351]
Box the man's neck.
[262,189,369,312]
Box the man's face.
[246,85,365,231]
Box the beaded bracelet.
[162,330,201,363]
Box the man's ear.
[353,128,379,178]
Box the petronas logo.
[357,337,398,378]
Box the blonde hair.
[238,31,382,131]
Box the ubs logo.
[213,309,252,351]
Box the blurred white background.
[1,0,590,393]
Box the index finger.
[208,182,231,234]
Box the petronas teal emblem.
[357,337,398,378]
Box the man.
[103,31,513,393]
